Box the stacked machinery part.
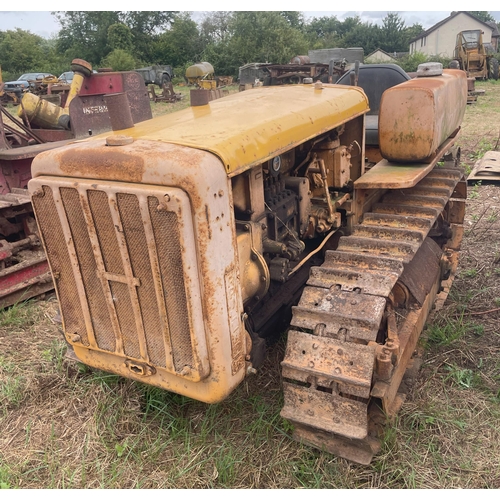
[28,67,467,463]
[0,59,152,309]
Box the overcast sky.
[1,6,499,40]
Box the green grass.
[444,365,479,389]
[0,357,26,411]
[0,301,38,328]
[424,315,471,347]
[468,181,482,199]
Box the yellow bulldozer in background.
[453,29,499,80]
[28,62,468,465]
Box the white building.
[408,11,497,58]
[365,49,397,64]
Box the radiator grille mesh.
[117,193,166,367]
[148,196,193,370]
[32,186,88,346]
[34,184,195,373]
[148,196,192,370]
[88,190,124,275]
[60,188,116,352]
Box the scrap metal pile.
[0,59,152,308]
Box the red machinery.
[0,60,151,308]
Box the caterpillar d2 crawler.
[28,65,468,464]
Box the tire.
[489,58,499,80]
[160,74,171,87]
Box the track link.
[281,165,466,464]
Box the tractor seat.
[336,64,412,146]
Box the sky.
[1,5,500,40]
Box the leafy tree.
[199,11,233,44]
[52,11,175,65]
[53,11,121,64]
[101,49,136,71]
[0,29,48,77]
[120,11,175,62]
[336,16,363,39]
[398,51,429,72]
[227,11,308,66]
[341,22,381,55]
[466,11,495,23]
[404,23,425,45]
[153,13,201,68]
[108,23,134,52]
[279,12,306,30]
[379,13,407,53]
[304,16,342,48]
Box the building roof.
[409,11,496,44]
[366,49,409,61]
[365,48,396,60]
[486,21,500,38]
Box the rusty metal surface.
[379,70,467,162]
[69,89,152,139]
[337,235,420,263]
[29,140,249,403]
[0,256,52,309]
[32,179,209,381]
[354,133,460,189]
[91,84,368,177]
[104,93,134,131]
[292,422,379,465]
[282,329,376,398]
[282,160,465,464]
[190,89,210,106]
[29,129,74,143]
[0,140,73,161]
[281,382,369,439]
[399,238,442,306]
[291,287,386,343]
[80,72,124,95]
[468,151,500,183]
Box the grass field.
[1,81,500,488]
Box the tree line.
[0,11,498,82]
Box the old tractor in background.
[453,29,499,80]
[0,59,151,308]
[28,63,467,464]
[238,48,363,89]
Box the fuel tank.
[378,69,467,162]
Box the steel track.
[281,163,466,464]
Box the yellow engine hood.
[104,84,369,176]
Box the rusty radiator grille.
[147,196,193,370]
[88,190,124,275]
[31,186,89,346]
[116,193,167,368]
[34,183,197,374]
[60,187,117,352]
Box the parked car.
[58,71,74,84]
[58,69,98,85]
[4,72,55,97]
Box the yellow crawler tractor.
[454,29,499,80]
[28,64,467,464]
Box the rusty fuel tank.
[378,68,467,162]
